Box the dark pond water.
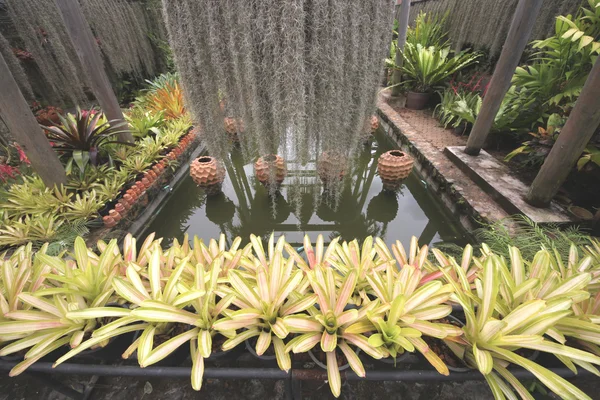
[144,130,469,248]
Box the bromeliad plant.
[399,44,480,93]
[41,108,130,172]
[284,266,383,398]
[443,253,600,400]
[213,235,313,371]
[355,259,462,371]
[2,233,600,399]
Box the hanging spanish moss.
[409,0,582,57]
[5,0,89,106]
[79,0,156,78]
[162,0,393,212]
[0,33,34,101]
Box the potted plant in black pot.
[398,44,480,110]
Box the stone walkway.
[377,91,509,231]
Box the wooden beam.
[54,0,133,143]
[464,0,543,155]
[391,0,411,96]
[526,56,600,208]
[0,52,67,187]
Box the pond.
[144,129,469,248]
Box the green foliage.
[400,44,480,93]
[126,107,165,138]
[41,108,130,172]
[474,215,591,262]
[406,11,449,48]
[1,233,600,399]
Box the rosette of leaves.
[442,254,600,400]
[346,260,462,371]
[213,235,313,371]
[40,108,130,172]
[284,266,383,398]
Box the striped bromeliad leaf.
[442,254,600,400]
[282,266,382,397]
[284,234,339,272]
[328,237,389,306]
[214,238,310,372]
[0,242,52,318]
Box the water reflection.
[145,130,468,248]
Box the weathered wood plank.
[391,0,412,96]
[54,0,133,143]
[526,56,600,207]
[464,0,543,155]
[0,52,67,187]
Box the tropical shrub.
[406,11,449,48]
[400,44,480,93]
[0,233,600,399]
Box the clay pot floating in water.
[224,117,244,143]
[190,156,225,196]
[361,115,379,143]
[317,152,347,184]
[377,150,414,186]
[254,154,287,188]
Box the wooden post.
[0,53,67,187]
[54,0,133,143]
[391,0,411,96]
[464,0,543,155]
[526,56,600,207]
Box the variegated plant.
[443,253,600,400]
[284,266,383,398]
[285,234,339,271]
[58,246,232,390]
[213,235,313,371]
[0,242,51,324]
[327,237,389,305]
[345,260,461,372]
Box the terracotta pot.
[363,115,379,135]
[167,152,176,160]
[153,165,162,175]
[377,150,414,182]
[118,198,130,211]
[103,216,116,228]
[568,206,594,220]
[224,117,243,142]
[190,156,225,190]
[142,178,151,188]
[109,209,122,222]
[254,154,286,187]
[405,91,431,110]
[317,152,347,183]
[135,182,145,192]
[125,191,137,202]
[115,203,125,214]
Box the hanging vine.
[4,0,89,106]
[0,32,34,102]
[161,0,393,196]
[79,0,156,79]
